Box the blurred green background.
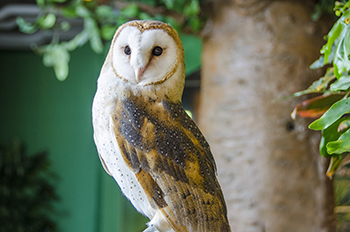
[0,34,201,232]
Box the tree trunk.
[198,1,336,231]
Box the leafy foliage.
[0,140,58,232]
[17,0,206,81]
[292,1,350,177]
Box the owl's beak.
[135,67,145,83]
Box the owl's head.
[103,20,185,101]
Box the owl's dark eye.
[152,46,163,56]
[124,46,131,55]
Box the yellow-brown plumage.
[92,20,230,232]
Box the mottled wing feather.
[111,96,230,232]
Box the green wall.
[0,34,201,232]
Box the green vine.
[17,0,206,81]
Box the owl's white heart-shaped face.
[110,24,179,86]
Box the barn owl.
[92,20,231,232]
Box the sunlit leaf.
[38,13,56,29]
[309,97,350,130]
[321,10,350,64]
[327,128,350,154]
[333,26,350,78]
[291,94,344,119]
[330,75,350,91]
[310,55,326,69]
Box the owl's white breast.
[92,66,155,219]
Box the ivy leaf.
[327,128,350,154]
[330,75,350,91]
[309,98,350,130]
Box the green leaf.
[321,10,350,64]
[319,117,347,156]
[327,128,350,154]
[36,0,45,6]
[310,55,325,69]
[164,16,181,31]
[330,75,350,91]
[63,30,89,51]
[309,97,350,130]
[76,5,91,18]
[120,3,139,18]
[95,5,114,18]
[60,21,70,31]
[333,26,350,78]
[293,68,336,96]
[139,12,153,20]
[16,17,38,34]
[188,17,202,32]
[163,0,175,9]
[62,7,78,18]
[43,44,70,81]
[38,13,56,29]
[101,25,118,40]
[84,18,103,53]
[184,0,200,16]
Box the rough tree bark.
[198,1,336,231]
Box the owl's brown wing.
[111,96,231,232]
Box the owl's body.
[92,20,230,232]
